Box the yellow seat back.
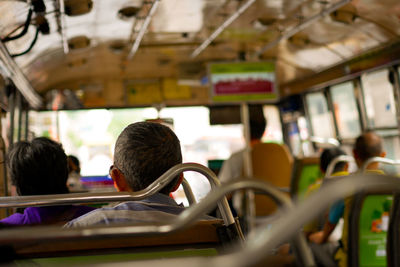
[251,143,293,216]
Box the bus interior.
[1,0,400,266]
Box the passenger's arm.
[308,222,337,244]
[308,199,345,244]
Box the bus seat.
[387,194,400,267]
[348,192,393,267]
[251,143,293,216]
[290,157,321,200]
[8,219,226,259]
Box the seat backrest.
[348,192,393,267]
[290,157,321,200]
[386,194,400,267]
[5,219,225,259]
[251,143,293,216]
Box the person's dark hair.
[7,137,69,196]
[67,155,80,173]
[320,147,347,173]
[249,105,267,140]
[354,131,383,162]
[114,122,182,194]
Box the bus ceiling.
[0,0,399,109]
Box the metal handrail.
[0,163,234,226]
[96,174,400,267]
[325,155,355,178]
[0,179,313,267]
[181,178,196,205]
[361,157,400,172]
[309,136,340,147]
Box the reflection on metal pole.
[8,90,15,146]
[16,91,22,142]
[24,107,28,140]
[240,103,255,232]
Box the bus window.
[380,135,400,175]
[262,105,283,144]
[305,92,336,139]
[330,81,361,139]
[361,69,397,128]
[159,106,243,203]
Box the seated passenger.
[0,137,95,226]
[67,155,85,191]
[303,147,349,235]
[66,121,185,227]
[309,131,386,267]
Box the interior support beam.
[255,0,350,57]
[0,41,43,109]
[127,0,160,60]
[190,0,257,59]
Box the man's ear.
[110,167,131,192]
[380,151,386,158]
[170,173,183,193]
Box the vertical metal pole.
[354,78,368,131]
[240,103,255,232]
[24,106,29,141]
[0,110,7,197]
[16,91,22,142]
[9,90,15,146]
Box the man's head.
[320,147,347,174]
[111,121,182,194]
[7,137,69,196]
[353,131,386,168]
[249,105,267,141]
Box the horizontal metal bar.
[309,136,340,147]
[0,162,235,226]
[0,179,291,243]
[361,157,400,172]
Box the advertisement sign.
[359,195,393,267]
[209,62,277,102]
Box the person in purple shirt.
[0,137,95,226]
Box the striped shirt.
[65,193,185,227]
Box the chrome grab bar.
[325,155,355,178]
[181,178,196,205]
[41,173,400,267]
[0,163,234,226]
[361,157,400,172]
[0,179,314,267]
[309,136,340,147]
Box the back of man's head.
[114,121,182,194]
[320,147,347,173]
[249,105,267,141]
[353,131,384,166]
[7,137,69,196]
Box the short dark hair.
[354,131,383,162]
[7,137,69,196]
[249,105,267,140]
[320,147,347,173]
[114,122,182,194]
